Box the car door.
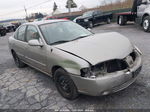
[25,25,47,72]
[13,25,27,61]
[137,0,148,17]
[97,11,103,23]
[93,11,99,24]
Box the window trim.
[25,25,41,42]
[16,25,27,42]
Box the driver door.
[25,25,47,72]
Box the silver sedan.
[9,20,142,100]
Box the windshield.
[83,11,94,17]
[39,21,92,45]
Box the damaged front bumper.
[70,52,142,96]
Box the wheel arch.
[142,13,149,22]
[51,65,64,77]
[11,49,15,55]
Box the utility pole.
[68,0,71,14]
[24,6,28,20]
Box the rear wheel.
[54,68,78,100]
[143,16,150,32]
[12,51,26,68]
[118,16,127,26]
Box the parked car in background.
[44,16,69,20]
[9,20,142,100]
[3,23,16,32]
[76,10,113,28]
[0,25,7,36]
[12,22,21,29]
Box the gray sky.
[0,0,115,20]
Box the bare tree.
[66,0,77,13]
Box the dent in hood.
[54,32,133,65]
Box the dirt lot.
[0,23,150,110]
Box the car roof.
[24,19,68,26]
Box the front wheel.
[107,18,111,24]
[143,16,150,32]
[54,68,78,100]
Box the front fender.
[57,60,82,75]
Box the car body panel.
[70,51,142,96]
[54,32,133,65]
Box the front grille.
[92,51,137,74]
[92,59,128,74]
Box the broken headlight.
[80,68,96,78]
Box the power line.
[0,0,52,17]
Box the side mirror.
[28,39,43,47]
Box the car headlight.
[134,46,142,55]
[80,68,96,78]
[84,19,89,22]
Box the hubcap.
[143,20,149,30]
[59,76,71,94]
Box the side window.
[97,11,102,15]
[17,26,26,41]
[26,25,40,42]
[93,11,98,16]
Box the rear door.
[13,25,27,61]
[25,25,47,72]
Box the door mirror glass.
[28,39,43,46]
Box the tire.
[118,16,127,26]
[2,31,6,36]
[12,51,26,68]
[54,68,78,100]
[142,16,150,32]
[107,18,111,24]
[88,21,94,28]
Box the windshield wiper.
[72,35,91,41]
[51,40,70,45]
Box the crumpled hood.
[54,32,133,65]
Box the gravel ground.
[0,23,150,111]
